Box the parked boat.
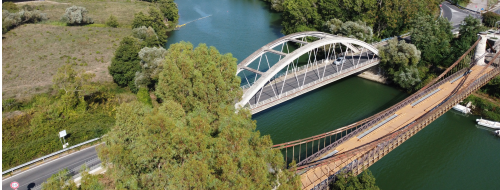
[452,104,471,114]
[495,130,500,137]
[476,118,500,129]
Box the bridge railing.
[250,58,380,109]
[297,53,500,189]
[273,37,483,168]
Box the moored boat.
[452,104,471,114]
[495,130,500,137]
[476,118,500,129]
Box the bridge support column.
[475,33,488,66]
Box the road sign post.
[10,181,19,189]
[59,130,68,148]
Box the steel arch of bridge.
[235,31,379,109]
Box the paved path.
[465,0,488,12]
[2,146,100,190]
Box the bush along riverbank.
[462,94,500,121]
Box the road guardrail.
[2,137,102,175]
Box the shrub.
[483,11,500,27]
[132,26,160,46]
[2,9,47,34]
[108,36,144,92]
[61,6,94,25]
[132,7,168,44]
[136,87,152,106]
[2,98,21,112]
[105,14,119,28]
[2,2,18,12]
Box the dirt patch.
[2,24,132,99]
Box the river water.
[167,0,500,189]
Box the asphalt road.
[442,1,480,29]
[2,146,100,190]
[248,52,374,105]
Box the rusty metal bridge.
[236,33,500,189]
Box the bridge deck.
[246,52,375,110]
[300,65,494,189]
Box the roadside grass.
[2,24,131,99]
[2,83,137,169]
[16,0,151,27]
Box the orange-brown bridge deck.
[300,65,493,190]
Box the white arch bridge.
[235,31,381,114]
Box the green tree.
[42,169,78,190]
[410,15,453,67]
[155,42,242,113]
[281,0,322,34]
[481,75,500,98]
[105,14,119,28]
[456,15,484,51]
[53,64,96,96]
[379,39,422,90]
[132,7,169,44]
[132,26,161,47]
[482,12,500,27]
[157,0,179,24]
[79,171,106,190]
[331,170,380,190]
[108,36,144,92]
[323,18,373,42]
[98,42,300,189]
[135,46,167,88]
[52,64,96,113]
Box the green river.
[167,0,500,189]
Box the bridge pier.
[475,33,488,66]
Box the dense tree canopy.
[410,15,453,67]
[108,36,144,92]
[483,12,500,27]
[157,0,179,24]
[132,7,169,45]
[155,42,242,113]
[132,26,161,47]
[99,42,300,189]
[135,46,167,88]
[279,0,441,38]
[323,18,373,42]
[379,39,421,90]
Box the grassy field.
[2,0,156,99]
[2,24,131,99]
[15,0,151,26]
